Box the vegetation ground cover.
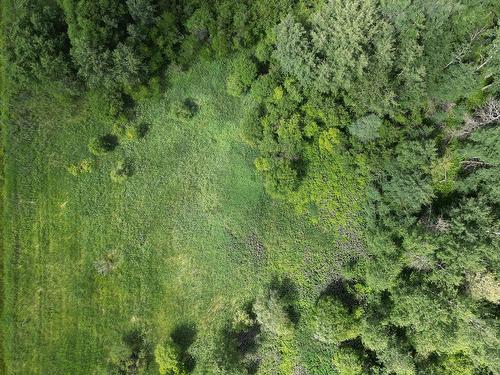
[3,60,357,374]
[1,0,499,374]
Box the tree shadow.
[321,278,359,312]
[270,276,301,324]
[219,300,261,374]
[171,323,197,372]
[100,134,119,152]
[137,122,151,138]
[171,323,197,351]
[183,98,199,116]
[171,98,200,119]
[123,329,145,353]
[119,329,153,372]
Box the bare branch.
[460,157,494,172]
[450,98,500,140]
[476,55,494,71]
[444,25,489,69]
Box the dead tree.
[461,157,494,172]
[451,98,500,140]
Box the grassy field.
[2,60,355,374]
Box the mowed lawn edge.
[0,0,8,371]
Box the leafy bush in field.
[171,99,199,120]
[129,77,162,102]
[219,279,302,374]
[88,135,119,155]
[155,339,186,375]
[109,329,152,374]
[313,297,361,345]
[66,159,92,176]
[220,306,261,373]
[254,291,293,337]
[226,54,258,96]
[110,160,134,183]
[112,117,140,141]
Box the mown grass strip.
[0,0,7,371]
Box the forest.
[0,0,499,374]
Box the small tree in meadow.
[88,134,119,155]
[155,339,186,375]
[111,160,134,183]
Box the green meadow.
[3,1,498,374]
[3,61,352,374]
